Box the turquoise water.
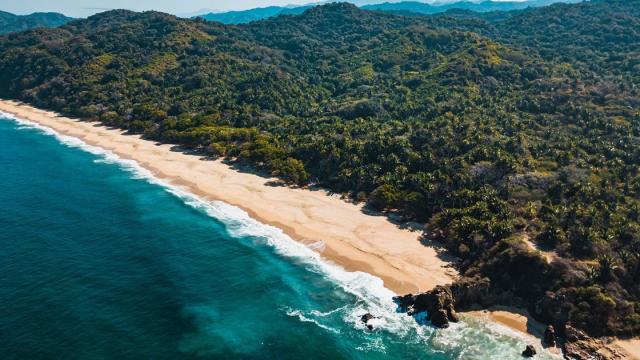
[0,114,557,359]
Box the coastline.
[0,99,456,295]
[466,307,561,356]
[7,99,639,358]
[4,99,620,357]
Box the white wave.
[285,308,341,334]
[308,305,349,317]
[2,112,562,359]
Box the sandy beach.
[5,99,639,358]
[611,339,640,360]
[467,307,563,356]
[4,106,635,359]
[0,99,456,295]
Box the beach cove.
[0,99,573,358]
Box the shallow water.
[0,114,558,359]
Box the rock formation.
[522,344,537,357]
[393,285,459,328]
[544,325,556,347]
[360,313,375,330]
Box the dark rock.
[394,285,459,328]
[413,286,454,314]
[392,294,414,310]
[544,325,556,347]
[522,345,536,357]
[360,313,374,324]
[446,304,459,323]
[564,324,588,343]
[366,324,374,331]
[430,309,450,328]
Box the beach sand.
[0,99,456,295]
[467,306,563,356]
[469,307,640,359]
[609,339,640,359]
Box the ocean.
[0,113,557,359]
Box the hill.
[1,1,639,355]
[194,5,313,24]
[427,0,640,78]
[0,11,73,34]
[362,0,582,15]
[193,0,580,24]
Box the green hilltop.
[0,11,73,34]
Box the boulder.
[430,309,450,328]
[446,304,460,323]
[414,286,454,314]
[393,294,414,310]
[360,313,374,324]
[393,285,459,328]
[544,325,556,347]
[522,345,537,357]
[361,313,377,330]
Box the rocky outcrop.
[544,325,556,347]
[522,345,537,357]
[562,338,610,360]
[559,324,623,360]
[360,313,376,330]
[360,313,374,323]
[393,285,459,328]
[394,276,616,359]
[447,303,460,323]
[561,325,605,359]
[449,277,493,309]
[430,309,450,328]
[564,324,589,343]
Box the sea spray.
[1,112,562,359]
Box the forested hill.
[1,0,639,351]
[195,5,312,24]
[0,11,72,34]
[361,0,582,16]
[194,0,580,24]
[426,0,640,80]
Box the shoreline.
[4,99,628,357]
[0,99,456,296]
[5,100,638,358]
[466,307,561,356]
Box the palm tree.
[598,254,619,283]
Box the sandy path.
[0,99,457,295]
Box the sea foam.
[1,112,561,358]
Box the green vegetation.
[194,1,580,25]
[1,0,639,340]
[196,5,312,24]
[361,0,583,16]
[0,11,72,34]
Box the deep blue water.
[0,115,556,359]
